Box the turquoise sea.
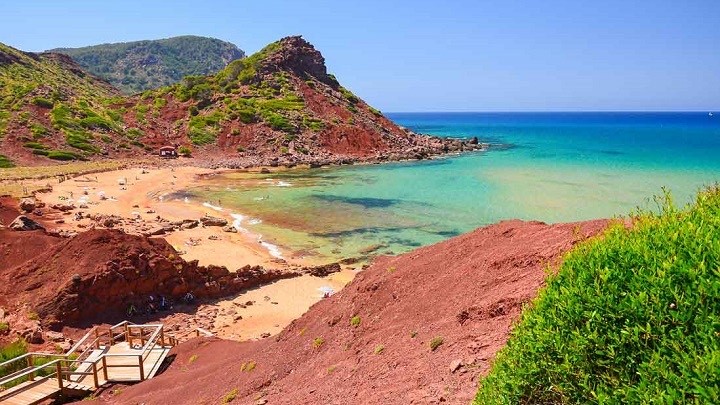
[187,112,720,262]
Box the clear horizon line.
[384,110,718,114]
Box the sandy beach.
[36,165,358,340]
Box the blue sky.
[2,0,718,112]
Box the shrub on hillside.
[475,188,720,404]
[31,96,54,109]
[47,150,79,161]
[0,154,15,168]
[178,145,192,156]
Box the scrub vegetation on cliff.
[476,187,720,404]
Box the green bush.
[476,188,720,404]
[429,337,444,351]
[106,109,124,123]
[188,127,216,145]
[23,142,48,150]
[0,110,9,137]
[79,115,113,130]
[178,145,192,156]
[368,106,382,117]
[31,96,54,108]
[63,129,99,153]
[262,112,293,132]
[30,123,48,138]
[0,154,14,168]
[175,76,213,102]
[50,104,78,129]
[339,87,359,104]
[47,150,79,161]
[126,127,143,139]
[1,340,27,364]
[258,96,304,112]
[302,116,324,132]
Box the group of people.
[126,292,195,317]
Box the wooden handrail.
[195,328,214,337]
[1,321,178,393]
[0,352,65,368]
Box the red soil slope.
[102,219,609,405]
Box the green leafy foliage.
[339,86,359,104]
[369,106,383,117]
[187,111,224,145]
[23,142,48,150]
[47,150,80,161]
[31,96,53,108]
[476,188,720,404]
[30,123,48,138]
[63,128,99,153]
[262,112,293,132]
[0,110,9,137]
[178,145,191,156]
[0,154,14,168]
[429,337,444,351]
[217,40,281,87]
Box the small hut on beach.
[158,145,177,158]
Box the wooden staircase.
[0,321,178,405]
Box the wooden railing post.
[138,355,145,381]
[102,356,108,381]
[56,362,63,389]
[109,328,115,345]
[92,362,99,388]
[27,355,34,380]
[159,327,165,346]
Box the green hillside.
[476,187,720,404]
[0,42,131,164]
[50,36,245,94]
[0,36,397,165]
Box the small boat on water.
[710,112,714,117]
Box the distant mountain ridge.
[49,36,245,94]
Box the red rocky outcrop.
[0,228,298,330]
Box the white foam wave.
[230,213,248,232]
[259,240,284,259]
[203,202,223,211]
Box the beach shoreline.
[33,164,358,340]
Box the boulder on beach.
[222,225,237,233]
[51,203,75,212]
[180,220,199,230]
[19,198,36,212]
[305,262,341,277]
[9,215,44,231]
[200,216,228,227]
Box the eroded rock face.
[258,36,329,84]
[9,215,44,231]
